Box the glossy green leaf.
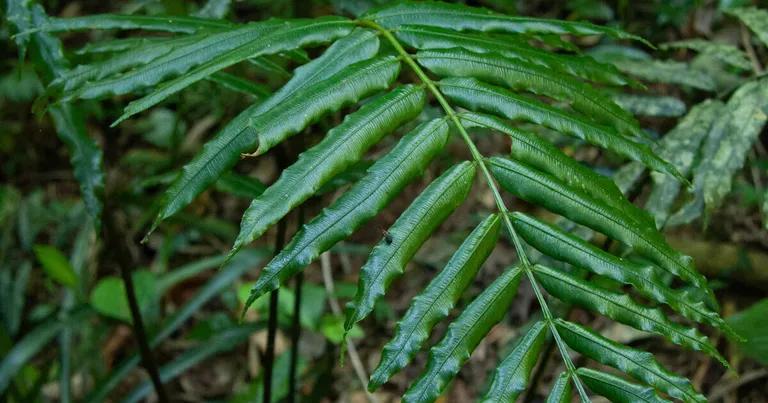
[671,78,768,225]
[148,39,388,235]
[510,212,732,337]
[613,94,686,118]
[442,79,682,181]
[481,321,548,402]
[403,266,524,403]
[613,59,716,91]
[113,18,355,125]
[213,172,267,199]
[245,119,450,309]
[208,72,270,97]
[37,13,233,34]
[646,100,723,227]
[33,244,78,288]
[727,7,768,48]
[89,270,157,323]
[460,112,653,229]
[365,1,647,43]
[556,319,705,402]
[546,372,572,403]
[533,264,726,366]
[394,24,635,87]
[367,213,498,390]
[418,48,643,137]
[233,85,425,254]
[661,39,751,71]
[346,161,477,335]
[726,298,768,365]
[489,157,713,306]
[577,368,671,403]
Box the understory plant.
[6,0,740,401]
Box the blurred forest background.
[2,0,768,402]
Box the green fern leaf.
[489,157,714,306]
[245,119,450,309]
[346,161,477,336]
[612,59,716,91]
[148,44,389,235]
[394,25,636,87]
[546,372,572,403]
[418,48,643,137]
[510,212,732,336]
[613,94,686,118]
[481,321,548,402]
[402,266,524,403]
[671,78,768,225]
[556,319,706,402]
[112,18,355,125]
[661,39,751,71]
[208,72,270,97]
[577,367,671,403]
[533,264,727,366]
[442,79,682,181]
[233,85,425,255]
[727,7,768,48]
[38,13,233,33]
[367,212,499,391]
[365,0,647,43]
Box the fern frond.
[577,367,671,403]
[482,320,548,402]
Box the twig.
[708,369,768,401]
[320,252,377,403]
[263,218,287,403]
[288,206,305,403]
[741,23,764,75]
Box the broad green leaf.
[33,245,78,288]
[546,372,572,403]
[646,100,723,227]
[122,325,258,403]
[727,7,768,48]
[489,156,714,305]
[394,24,635,87]
[148,35,388,234]
[661,39,751,71]
[208,72,270,97]
[89,270,157,323]
[213,172,267,199]
[63,21,284,100]
[346,161,477,335]
[403,266,524,403]
[365,1,647,43]
[613,94,686,118]
[113,17,355,125]
[578,368,670,403]
[726,298,768,365]
[368,213,499,391]
[460,112,654,229]
[74,37,166,55]
[510,212,732,336]
[613,59,716,91]
[442,79,682,181]
[481,321,548,402]
[245,119,450,308]
[671,78,768,225]
[556,319,706,402]
[54,33,205,93]
[533,264,726,366]
[418,48,643,137]
[84,250,267,403]
[233,85,425,254]
[37,13,233,34]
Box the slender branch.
[740,23,763,75]
[359,19,590,401]
[320,252,376,403]
[263,218,287,403]
[288,206,306,403]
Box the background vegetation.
[1,0,767,402]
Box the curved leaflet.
[367,213,499,390]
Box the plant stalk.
[288,206,305,403]
[263,217,287,403]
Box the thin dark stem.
[102,136,168,403]
[263,217,287,403]
[287,207,305,403]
